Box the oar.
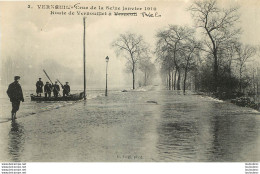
[57,79,70,95]
[43,69,61,97]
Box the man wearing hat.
[52,81,60,98]
[6,76,24,120]
[62,82,70,97]
[44,82,52,98]
[36,78,44,96]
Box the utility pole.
[83,17,86,100]
[105,56,109,96]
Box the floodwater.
[0,86,259,162]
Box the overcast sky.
[1,0,260,90]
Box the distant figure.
[63,82,70,97]
[36,78,44,96]
[44,82,52,98]
[52,81,60,98]
[6,76,24,120]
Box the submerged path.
[0,86,259,162]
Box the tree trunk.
[239,68,242,93]
[194,72,197,91]
[132,67,135,90]
[147,74,149,85]
[213,51,218,92]
[206,28,218,92]
[166,76,168,88]
[253,71,255,94]
[168,69,171,90]
[257,82,259,95]
[174,69,177,90]
[183,67,188,94]
[257,68,259,95]
[171,71,174,90]
[228,59,232,78]
[177,69,181,90]
[144,71,147,86]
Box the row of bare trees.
[156,25,201,94]
[156,0,258,96]
[111,0,258,96]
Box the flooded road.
[0,87,259,162]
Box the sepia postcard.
[0,0,259,170]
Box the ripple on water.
[0,89,259,162]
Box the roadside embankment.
[197,91,260,111]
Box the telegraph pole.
[83,17,86,100]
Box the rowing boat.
[30,92,84,101]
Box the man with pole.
[57,79,70,97]
[52,81,60,98]
[43,69,61,97]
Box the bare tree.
[189,0,240,92]
[179,39,201,94]
[156,25,195,90]
[234,43,256,92]
[112,33,149,89]
[155,37,175,90]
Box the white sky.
[1,0,260,89]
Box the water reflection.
[207,102,260,161]
[8,121,25,162]
[156,92,260,162]
[156,99,200,161]
[209,111,226,161]
[157,122,199,161]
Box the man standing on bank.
[36,78,44,96]
[6,76,24,120]
[63,82,70,97]
[52,81,60,98]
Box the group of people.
[6,76,72,121]
[36,78,70,98]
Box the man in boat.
[52,81,60,98]
[62,82,70,97]
[6,76,24,120]
[36,78,44,96]
[44,82,52,98]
